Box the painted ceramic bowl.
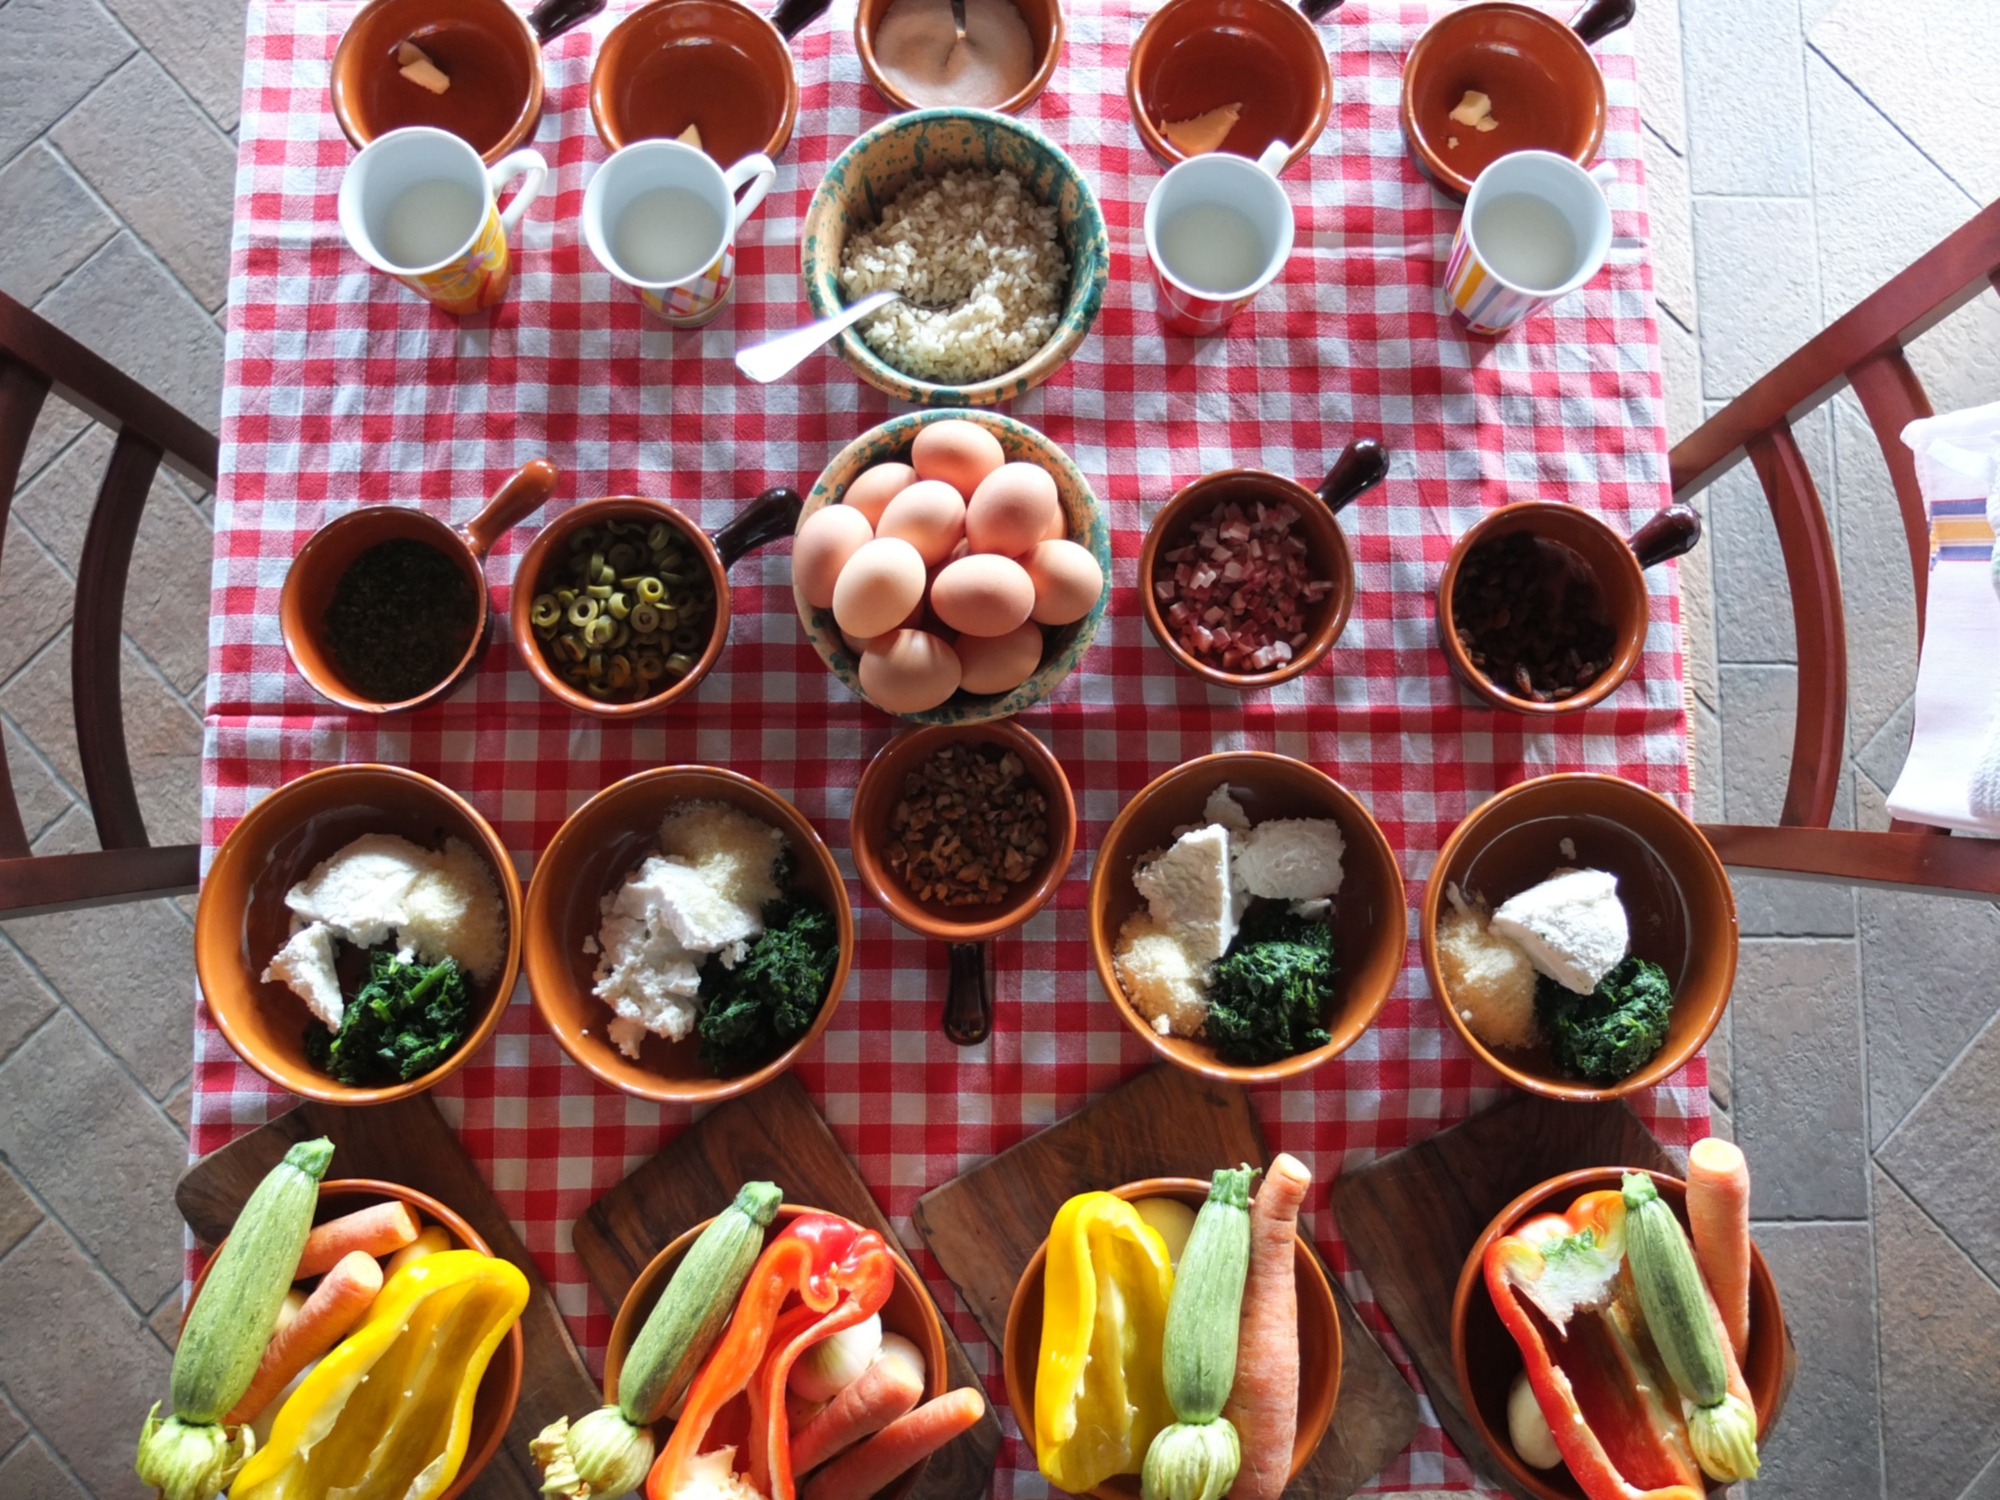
[793,409,1110,724]
[800,109,1110,406]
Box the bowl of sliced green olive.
[511,487,802,717]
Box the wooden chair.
[0,292,210,915]
[1671,198,2000,897]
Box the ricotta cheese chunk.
[1133,823,1236,964]
[262,922,346,1032]
[1491,868,1628,995]
[1232,817,1346,902]
[283,832,430,949]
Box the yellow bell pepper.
[231,1249,528,1500]
[1035,1192,1177,1494]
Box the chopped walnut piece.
[397,39,451,94]
[884,743,1051,907]
[677,122,704,149]
[1449,89,1497,132]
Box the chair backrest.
[0,292,213,914]
[1669,198,2000,897]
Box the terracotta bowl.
[1421,772,1738,1102]
[1138,438,1386,690]
[523,765,852,1104]
[1127,0,1333,173]
[281,459,558,714]
[606,1202,950,1500]
[794,409,1110,723]
[1001,1177,1341,1498]
[799,109,1110,406]
[1087,752,1404,1084]
[196,765,522,1106]
[850,721,1078,1043]
[855,0,1063,116]
[1437,501,1702,716]
[592,0,800,163]
[187,1179,522,1500]
[1451,1167,1796,1500]
[510,486,800,719]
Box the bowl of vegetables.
[1000,1168,1340,1500]
[1450,1151,1796,1500]
[1086,752,1405,1084]
[523,766,854,1104]
[195,763,524,1106]
[1420,772,1737,1102]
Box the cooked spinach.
[1536,956,1673,1082]
[697,896,841,1076]
[304,949,474,1086]
[1204,906,1337,1066]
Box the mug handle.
[1255,139,1293,178]
[458,458,560,561]
[723,153,779,232]
[489,149,549,232]
[1315,436,1389,515]
[526,0,605,43]
[1571,0,1637,44]
[712,486,804,567]
[1628,502,1703,569]
[944,942,993,1045]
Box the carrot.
[224,1250,384,1423]
[1224,1152,1313,1500]
[1686,1135,1752,1363]
[792,1354,925,1474]
[801,1389,985,1500]
[295,1201,421,1277]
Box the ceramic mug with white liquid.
[584,140,777,327]
[337,126,548,315]
[1444,149,1615,335]
[1143,139,1295,337]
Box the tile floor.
[0,0,1995,1496]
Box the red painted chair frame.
[1670,198,2000,897]
[0,292,210,916]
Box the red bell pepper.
[1484,1190,1705,1500]
[647,1214,896,1500]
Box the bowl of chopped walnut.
[850,720,1077,1045]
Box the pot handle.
[713,487,804,568]
[943,942,992,1045]
[1298,0,1345,20]
[526,0,604,43]
[1315,437,1389,515]
[1570,0,1636,44]
[1628,502,1703,569]
[770,0,834,39]
[458,458,559,561]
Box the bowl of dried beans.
[1139,437,1386,689]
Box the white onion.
[874,1331,927,1388]
[788,1314,883,1402]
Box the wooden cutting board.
[176,1094,599,1500]
[910,1065,1422,1499]
[1328,1094,1674,1499]
[570,1071,1003,1500]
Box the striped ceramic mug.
[583,140,776,328]
[1444,151,1616,335]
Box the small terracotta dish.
[187,1178,523,1500]
[1088,752,1404,1084]
[850,721,1078,1045]
[1139,437,1387,690]
[331,0,602,165]
[1002,1176,1341,1498]
[1422,772,1738,1103]
[799,109,1110,406]
[523,765,852,1105]
[196,764,523,1106]
[592,0,803,164]
[794,409,1111,724]
[1399,0,1636,199]
[1127,0,1338,173]
[1452,1166,1796,1500]
[282,458,558,714]
[855,0,1063,116]
[1437,500,1702,716]
[510,486,800,719]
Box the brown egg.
[842,596,925,657]
[1026,538,1104,625]
[843,462,915,527]
[859,629,963,713]
[956,620,1045,695]
[911,420,1005,496]
[876,480,967,567]
[929,553,1036,636]
[792,504,873,610]
[832,537,927,639]
[1040,503,1069,543]
[966,462,1060,557]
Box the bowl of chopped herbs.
[196,764,523,1106]
[523,765,853,1103]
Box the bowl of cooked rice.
[800,108,1110,406]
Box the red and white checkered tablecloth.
[195,1,1703,1490]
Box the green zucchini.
[1160,1167,1254,1425]
[618,1179,782,1424]
[173,1137,334,1423]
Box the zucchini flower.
[1141,1418,1241,1500]
[134,1405,253,1500]
[532,1408,656,1500]
[1688,1392,1762,1482]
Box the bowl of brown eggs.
[791,410,1110,723]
